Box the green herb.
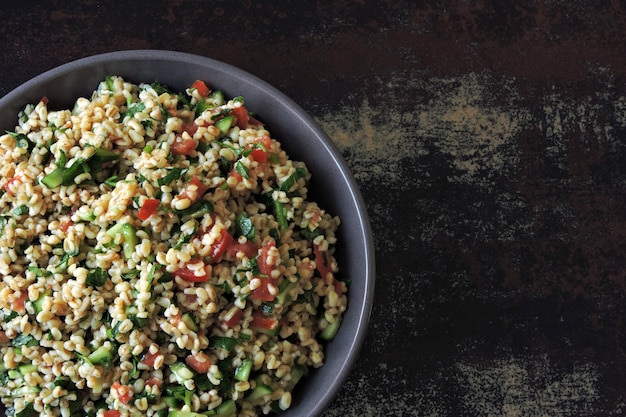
[106,321,121,340]
[6,131,34,153]
[122,269,140,279]
[12,205,28,216]
[236,212,255,240]
[105,75,115,91]
[300,227,321,240]
[235,161,249,179]
[27,266,51,277]
[86,267,108,287]
[2,310,18,322]
[158,167,186,186]
[141,119,154,130]
[12,334,38,348]
[149,81,174,95]
[123,102,146,120]
[56,249,80,271]
[280,167,307,192]
[274,200,288,230]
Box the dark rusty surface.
[4,1,626,415]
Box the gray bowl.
[0,50,374,416]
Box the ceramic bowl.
[0,50,375,417]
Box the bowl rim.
[0,49,375,416]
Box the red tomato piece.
[12,292,27,313]
[182,123,199,136]
[103,410,121,417]
[250,310,279,330]
[250,277,277,302]
[229,169,243,183]
[145,377,162,387]
[171,137,196,156]
[40,96,49,105]
[231,106,249,129]
[227,240,259,259]
[141,350,160,368]
[248,135,271,163]
[180,175,208,203]
[173,262,211,283]
[224,308,244,328]
[208,229,234,263]
[191,80,211,98]
[59,219,73,233]
[111,381,132,405]
[257,243,276,276]
[137,198,160,221]
[3,175,21,195]
[314,244,333,279]
[185,352,211,373]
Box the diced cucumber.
[209,336,238,352]
[208,90,224,105]
[212,399,236,417]
[275,280,297,305]
[216,116,235,136]
[106,222,137,259]
[91,148,119,162]
[41,167,64,188]
[171,362,194,383]
[18,363,37,375]
[319,315,342,341]
[247,382,272,402]
[181,312,198,332]
[285,364,306,391]
[88,345,114,369]
[32,290,51,313]
[12,386,41,397]
[234,359,253,382]
[168,411,207,417]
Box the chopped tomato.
[250,277,277,302]
[250,148,267,163]
[180,175,208,203]
[191,80,211,98]
[145,377,162,387]
[227,240,259,259]
[208,229,234,263]
[185,352,211,373]
[141,350,160,368]
[182,123,199,136]
[229,169,243,183]
[257,242,276,276]
[111,381,132,405]
[250,310,279,331]
[231,106,249,129]
[314,244,333,279]
[40,96,49,105]
[103,410,121,417]
[59,219,73,233]
[223,307,244,328]
[173,262,211,283]
[248,135,271,163]
[137,198,160,221]
[3,175,21,195]
[171,136,196,156]
[248,116,264,127]
[12,292,27,313]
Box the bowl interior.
[0,50,374,417]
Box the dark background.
[4,1,626,415]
